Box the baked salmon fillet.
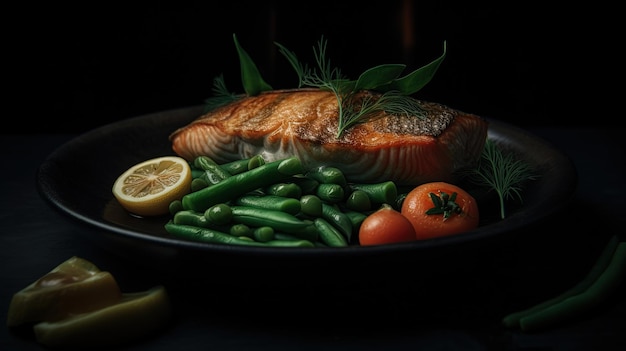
[169,88,488,186]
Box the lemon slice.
[33,285,172,349]
[6,256,122,327]
[112,156,192,216]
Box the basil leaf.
[354,64,406,91]
[389,41,447,95]
[233,33,272,96]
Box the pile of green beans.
[165,155,400,248]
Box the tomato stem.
[425,191,462,220]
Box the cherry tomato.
[401,181,479,240]
[358,204,417,246]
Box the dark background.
[10,1,618,134]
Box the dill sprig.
[296,37,355,137]
[203,74,240,113]
[338,91,428,137]
[464,139,540,219]
[275,42,309,88]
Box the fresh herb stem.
[464,139,538,219]
[203,74,241,113]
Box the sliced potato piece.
[33,285,172,349]
[7,256,121,326]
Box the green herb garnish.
[205,34,447,137]
[203,74,241,113]
[463,139,539,219]
[233,34,272,96]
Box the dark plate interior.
[36,106,578,279]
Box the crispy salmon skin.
[169,88,488,186]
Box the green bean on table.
[502,235,626,332]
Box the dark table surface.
[2,125,625,351]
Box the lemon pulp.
[112,156,192,216]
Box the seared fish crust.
[169,89,488,186]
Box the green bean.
[173,210,213,228]
[165,221,263,246]
[273,232,305,242]
[343,210,368,232]
[191,177,209,191]
[316,183,345,203]
[182,157,304,212]
[169,200,183,215]
[519,241,626,332]
[167,221,315,247]
[349,181,397,205]
[247,155,266,170]
[221,155,266,175]
[253,226,275,242]
[299,194,323,217]
[229,223,252,237]
[220,159,249,175]
[265,239,315,248]
[270,232,318,247]
[191,168,204,179]
[194,156,232,184]
[201,171,226,185]
[235,194,301,215]
[265,182,302,198]
[314,218,348,247]
[288,175,319,194]
[204,203,233,225]
[237,235,255,242]
[321,203,353,242]
[305,165,347,187]
[502,235,620,329]
[229,205,315,235]
[346,189,372,211]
